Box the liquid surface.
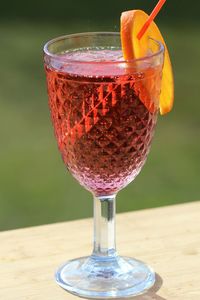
[45,49,161,196]
[61,48,124,62]
[47,48,152,77]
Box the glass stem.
[92,194,117,258]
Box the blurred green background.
[0,0,199,231]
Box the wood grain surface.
[0,201,200,300]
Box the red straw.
[137,0,167,40]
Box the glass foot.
[55,255,155,299]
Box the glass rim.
[43,31,164,65]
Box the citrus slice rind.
[120,10,174,115]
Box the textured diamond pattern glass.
[44,32,164,299]
[46,69,161,196]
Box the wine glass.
[44,32,164,299]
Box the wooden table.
[0,201,200,300]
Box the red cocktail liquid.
[45,49,162,196]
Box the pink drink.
[45,49,162,196]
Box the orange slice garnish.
[121,9,174,115]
